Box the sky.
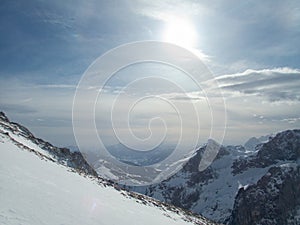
[0,0,300,149]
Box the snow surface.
[0,122,55,161]
[0,133,210,225]
[190,154,270,221]
[133,146,273,223]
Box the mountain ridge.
[0,111,219,225]
[127,128,300,224]
[2,111,299,224]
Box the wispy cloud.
[37,84,76,89]
[158,92,204,101]
[0,103,37,114]
[212,67,300,102]
[133,0,207,21]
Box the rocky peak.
[183,140,230,173]
[232,129,300,175]
[0,112,9,122]
[244,134,273,152]
[244,137,260,151]
[257,129,300,162]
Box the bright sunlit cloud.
[162,15,197,49]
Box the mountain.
[2,111,299,224]
[229,130,300,225]
[128,129,300,224]
[0,112,218,225]
[229,164,300,225]
[129,144,260,223]
[244,134,273,151]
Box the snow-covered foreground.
[0,132,213,225]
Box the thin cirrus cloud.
[158,92,205,101]
[1,67,299,146]
[192,67,300,143]
[213,67,300,102]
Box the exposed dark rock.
[232,129,300,175]
[257,130,300,162]
[229,165,300,225]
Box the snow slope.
[0,114,216,225]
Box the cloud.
[196,67,300,144]
[213,67,300,102]
[158,92,204,101]
[0,103,37,114]
[1,67,299,147]
[280,117,300,124]
[38,84,76,89]
[133,0,207,21]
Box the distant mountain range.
[243,134,273,151]
[127,130,300,224]
[1,111,299,225]
[66,119,300,224]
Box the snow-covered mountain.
[0,112,218,225]
[2,111,299,224]
[229,130,300,225]
[128,130,300,224]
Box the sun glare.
[163,16,197,49]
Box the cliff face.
[229,165,300,225]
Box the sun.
[162,16,197,49]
